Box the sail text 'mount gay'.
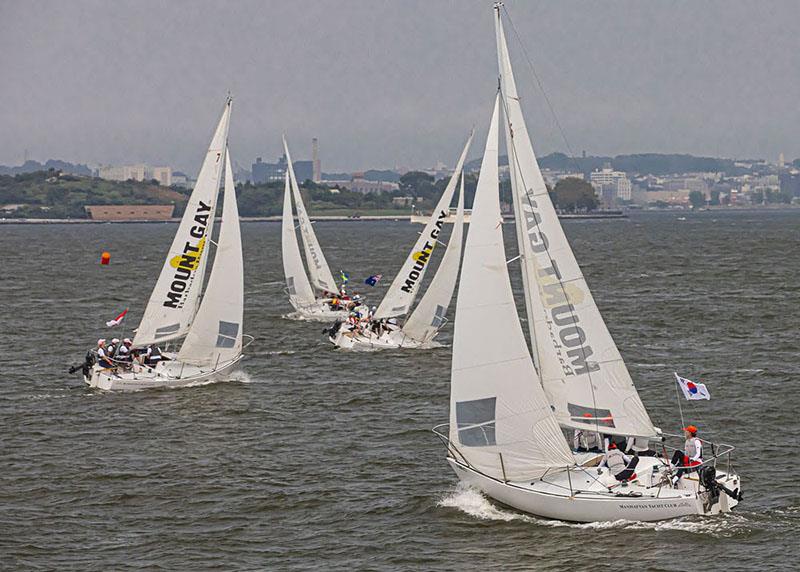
[163,201,212,308]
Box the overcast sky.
[1,0,798,174]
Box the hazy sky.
[1,0,798,174]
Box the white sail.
[495,10,656,438]
[178,147,243,367]
[402,172,465,343]
[283,136,339,294]
[281,171,316,309]
[448,95,574,481]
[374,132,473,320]
[133,99,231,347]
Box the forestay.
[374,132,473,320]
[281,171,316,309]
[402,173,465,343]
[178,148,243,367]
[495,11,656,438]
[448,95,574,481]
[133,99,231,347]
[283,136,338,294]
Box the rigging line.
[501,5,583,175]
[497,83,602,437]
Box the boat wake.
[282,311,336,323]
[438,483,754,536]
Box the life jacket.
[628,436,649,452]
[606,448,628,476]
[685,437,702,461]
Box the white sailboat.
[281,136,348,322]
[83,99,247,391]
[433,5,741,522]
[329,134,472,350]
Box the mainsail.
[402,173,465,343]
[495,8,656,438]
[133,98,231,347]
[374,132,473,320]
[178,147,243,367]
[283,136,339,294]
[281,171,316,309]
[449,95,574,481]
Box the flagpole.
[673,372,686,430]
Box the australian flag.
[364,274,382,287]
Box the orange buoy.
[100,251,111,265]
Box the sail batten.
[449,94,574,481]
[495,10,656,438]
[283,137,338,294]
[375,132,473,320]
[133,99,231,348]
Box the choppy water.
[1,210,798,570]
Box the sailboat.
[83,98,247,391]
[328,134,472,350]
[281,136,348,322]
[433,5,741,522]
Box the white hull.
[84,356,243,391]
[285,300,349,322]
[329,326,438,350]
[446,456,740,523]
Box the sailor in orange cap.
[670,424,703,485]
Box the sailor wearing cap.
[671,424,703,484]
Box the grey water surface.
[1,210,798,571]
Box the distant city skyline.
[2,0,799,175]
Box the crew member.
[96,339,113,368]
[599,441,639,482]
[116,338,133,365]
[143,345,164,367]
[574,422,603,453]
[671,425,703,484]
[625,435,656,457]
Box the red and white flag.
[106,308,128,327]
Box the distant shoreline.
[0,212,628,224]
[1,206,797,225]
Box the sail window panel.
[155,323,181,338]
[430,304,447,328]
[215,320,240,348]
[567,403,615,428]
[287,276,297,296]
[457,397,497,447]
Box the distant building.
[85,205,175,220]
[312,138,321,183]
[293,160,314,183]
[97,164,172,186]
[631,188,690,206]
[780,172,800,198]
[172,171,191,188]
[327,175,399,194]
[252,155,287,184]
[392,196,414,207]
[590,168,631,203]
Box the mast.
[178,146,244,366]
[448,93,574,481]
[281,171,316,309]
[133,97,231,347]
[495,7,656,438]
[374,131,473,320]
[283,136,339,294]
[402,170,466,343]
